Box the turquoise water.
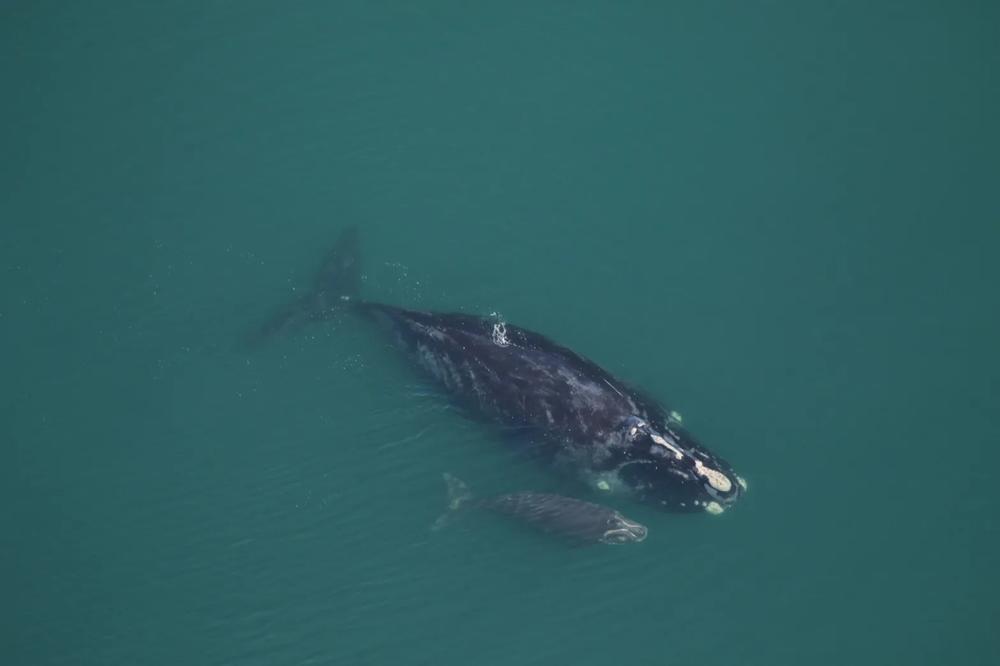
[3,2,998,664]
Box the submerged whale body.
[256,228,745,514]
[439,474,647,545]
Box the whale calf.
[438,474,647,545]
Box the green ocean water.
[3,2,998,664]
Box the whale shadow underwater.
[251,227,746,515]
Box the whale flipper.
[443,473,472,510]
[432,473,473,531]
[249,227,361,344]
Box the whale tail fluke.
[311,225,361,304]
[432,473,473,531]
[248,226,362,345]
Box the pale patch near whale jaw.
[704,501,724,515]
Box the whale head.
[617,416,745,514]
[599,514,648,544]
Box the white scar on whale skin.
[602,378,626,399]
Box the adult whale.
[254,228,746,514]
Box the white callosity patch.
[629,418,685,460]
[649,432,684,460]
[737,476,748,491]
[705,501,724,515]
[688,499,725,514]
[693,459,733,493]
